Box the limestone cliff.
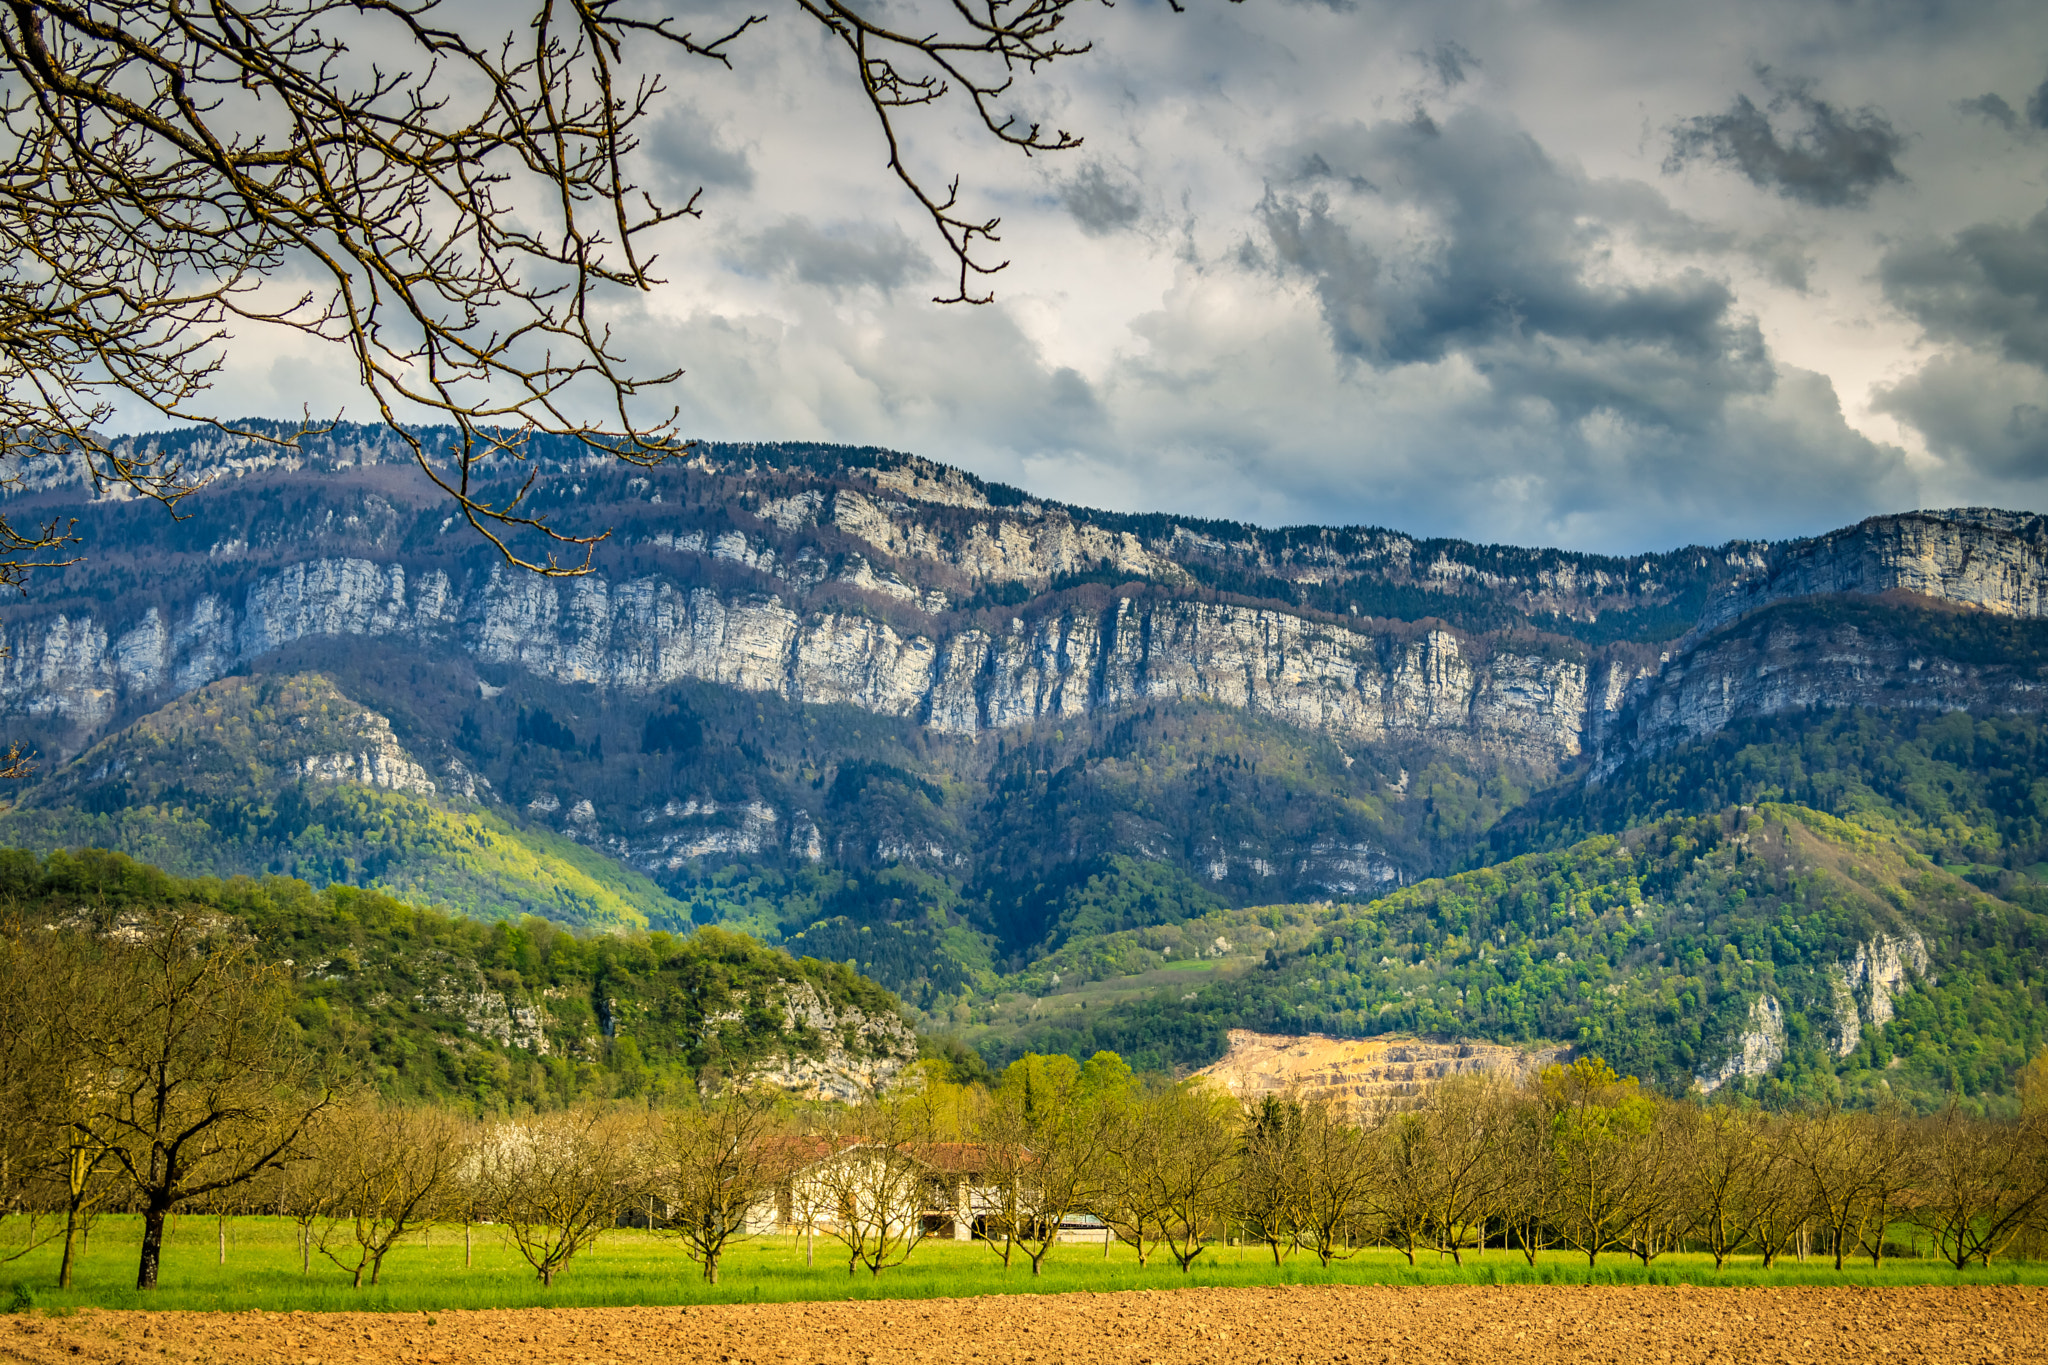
[3,432,2046,813]
[0,557,1593,765]
[1693,509,2048,636]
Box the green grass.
[4,1217,2042,1314]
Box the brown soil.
[3,1284,2038,1365]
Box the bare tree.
[960,1086,1027,1268]
[58,908,333,1290]
[0,0,1148,582]
[1417,1075,1506,1266]
[1366,1106,1434,1266]
[1152,1084,1238,1272]
[1785,1106,1872,1272]
[1542,1058,1664,1268]
[1854,1103,1922,1268]
[955,1058,1106,1277]
[0,915,86,1269]
[645,1088,781,1285]
[811,1098,941,1277]
[1913,1102,2048,1270]
[474,1107,640,1286]
[306,1099,468,1287]
[1496,1086,1562,1266]
[1234,1093,1308,1265]
[1739,1112,1805,1271]
[1619,1100,1688,1266]
[1293,1095,1376,1268]
[1675,1103,1776,1272]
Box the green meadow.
[6,1217,2043,1314]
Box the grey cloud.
[1881,205,2048,369]
[646,101,753,194]
[1061,163,1143,237]
[1958,93,2020,131]
[2031,74,2048,130]
[1665,78,1907,208]
[1875,352,2048,479]
[1264,110,1771,430]
[723,218,929,294]
[1416,40,1479,90]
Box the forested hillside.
[0,847,915,1110]
[967,804,2048,1110]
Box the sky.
[194,0,2048,554]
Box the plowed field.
[3,1284,2038,1365]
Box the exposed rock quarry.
[1193,1028,1568,1114]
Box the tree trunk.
[58,1208,80,1290]
[137,1205,169,1290]
[218,1213,227,1266]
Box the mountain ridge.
[0,429,2043,1103]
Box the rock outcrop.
[1696,995,1787,1094]
[1693,509,2048,637]
[1592,606,2048,777]
[1828,932,1931,1058]
[733,981,920,1101]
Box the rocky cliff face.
[1692,509,2048,636]
[2,435,2045,819]
[0,556,1593,764]
[1591,600,2048,777]
[739,981,921,1101]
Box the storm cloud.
[723,218,930,295]
[1061,163,1144,237]
[1666,78,1907,208]
[1261,110,1771,430]
[645,101,754,194]
[156,0,2048,553]
[1882,207,2048,369]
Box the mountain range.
[1,424,2043,1106]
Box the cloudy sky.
[215,0,2048,554]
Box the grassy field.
[4,1217,2043,1314]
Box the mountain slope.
[0,674,688,929]
[0,846,917,1107]
[0,428,2043,1101]
[967,803,2048,1108]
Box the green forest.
[0,847,909,1112]
[970,804,2048,1110]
